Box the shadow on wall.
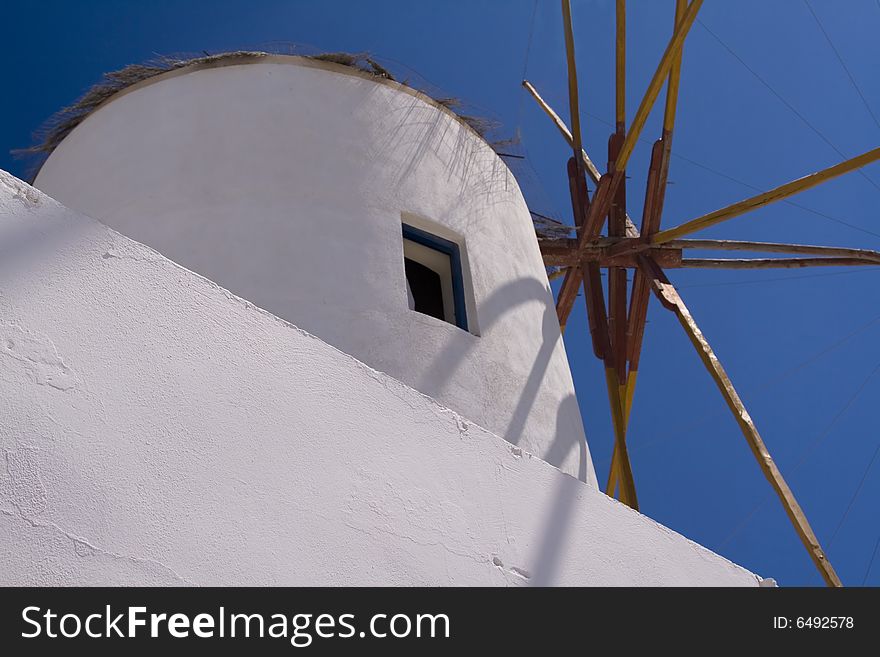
[366,91,586,473]
[417,275,590,481]
[1,174,589,586]
[530,395,588,586]
[0,177,89,290]
[369,90,513,208]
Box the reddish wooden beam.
[540,241,603,265]
[606,139,664,495]
[539,239,682,268]
[522,79,640,237]
[682,257,880,269]
[555,268,581,332]
[565,156,607,360]
[540,239,682,268]
[556,171,623,331]
[608,131,628,386]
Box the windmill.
[523,0,880,588]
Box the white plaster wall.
[0,171,758,586]
[33,56,595,485]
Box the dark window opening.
[402,223,469,331]
[404,258,445,321]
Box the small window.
[402,224,468,331]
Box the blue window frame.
[402,224,468,331]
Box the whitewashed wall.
[0,172,759,586]
[34,56,595,485]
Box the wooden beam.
[617,141,664,385]
[608,132,629,386]
[538,238,682,268]
[652,146,880,244]
[534,0,704,328]
[523,80,601,182]
[554,214,601,327]
[556,154,588,335]
[583,262,611,360]
[547,268,568,282]
[604,365,639,509]
[616,0,626,130]
[681,257,880,269]
[606,140,664,494]
[666,239,880,262]
[569,0,703,277]
[651,0,688,231]
[562,150,636,505]
[604,128,630,501]
[583,172,624,247]
[605,0,689,262]
[605,249,683,268]
[662,0,688,135]
[639,256,842,587]
[522,79,639,237]
[540,240,603,265]
[561,0,584,157]
[606,0,693,500]
[583,260,638,508]
[555,267,581,333]
[543,236,623,249]
[614,0,703,172]
[605,357,639,500]
[565,156,610,361]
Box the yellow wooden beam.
[616,0,626,129]
[640,257,842,587]
[662,0,688,134]
[561,0,584,156]
[605,370,638,498]
[666,238,880,261]
[681,257,880,269]
[604,368,638,509]
[652,146,880,244]
[522,80,602,183]
[522,79,640,237]
[615,0,703,172]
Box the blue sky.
[3,0,879,586]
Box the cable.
[794,361,880,472]
[697,18,880,195]
[515,0,540,143]
[802,0,880,132]
[521,0,539,81]
[678,267,880,290]
[719,356,880,549]
[671,152,880,241]
[581,109,880,241]
[596,311,880,471]
[863,532,880,585]
[828,435,880,548]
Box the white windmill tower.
[0,48,764,586]
[33,53,595,485]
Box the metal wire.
[828,437,880,548]
[862,532,880,585]
[697,18,880,195]
[580,107,880,241]
[719,356,880,550]
[678,267,880,290]
[803,0,880,132]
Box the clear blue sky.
[3,0,879,587]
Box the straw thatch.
[14,50,501,182]
[531,211,575,240]
[15,49,566,250]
